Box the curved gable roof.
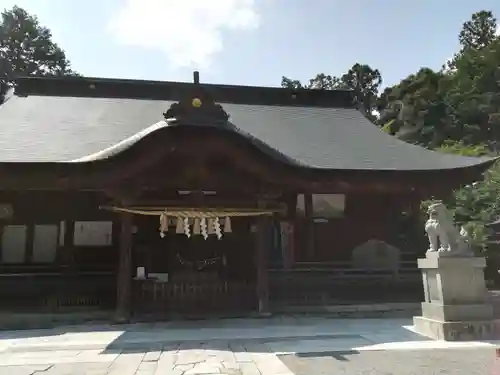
[0,77,495,171]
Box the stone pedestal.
[412,252,494,341]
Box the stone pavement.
[279,348,500,375]
[0,317,500,374]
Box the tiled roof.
[0,77,495,171]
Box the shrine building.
[0,73,495,320]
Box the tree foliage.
[282,63,382,121]
[382,11,500,253]
[281,10,500,254]
[459,11,498,52]
[420,143,499,255]
[379,10,500,150]
[446,11,498,71]
[0,6,77,103]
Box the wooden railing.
[0,272,116,311]
[133,279,256,314]
[269,261,422,306]
[0,260,423,314]
[287,260,420,278]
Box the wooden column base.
[114,313,131,324]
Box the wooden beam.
[115,211,133,323]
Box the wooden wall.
[0,191,119,273]
[294,192,423,262]
[0,190,424,271]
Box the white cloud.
[107,0,259,69]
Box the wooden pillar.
[255,214,270,314]
[304,193,315,259]
[282,193,297,269]
[60,220,76,269]
[24,223,35,263]
[287,222,296,268]
[0,224,4,262]
[115,212,133,322]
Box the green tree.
[307,73,342,90]
[379,11,500,149]
[340,63,382,118]
[446,10,498,72]
[375,10,500,260]
[0,6,77,103]
[443,36,500,146]
[282,63,382,120]
[281,73,342,90]
[378,68,448,147]
[281,76,305,90]
[459,10,498,51]
[422,142,498,253]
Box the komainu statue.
[425,202,472,256]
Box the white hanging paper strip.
[159,213,167,231]
[200,217,208,240]
[183,217,191,238]
[159,212,168,238]
[214,217,222,239]
[207,218,215,234]
[175,217,184,234]
[193,217,201,235]
[223,217,232,233]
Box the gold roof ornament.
[192,98,202,107]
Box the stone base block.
[413,316,495,341]
[421,302,493,321]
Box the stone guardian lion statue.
[425,202,472,256]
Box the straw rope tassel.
[224,216,232,233]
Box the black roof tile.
[0,76,495,171]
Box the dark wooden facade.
[0,130,476,318]
[0,74,495,320]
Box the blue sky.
[1,0,500,90]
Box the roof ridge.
[14,75,357,109]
